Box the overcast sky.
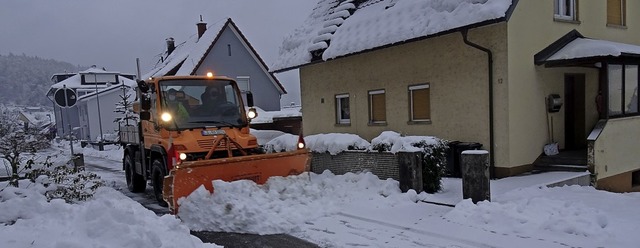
[0,0,315,105]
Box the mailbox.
[547,94,563,113]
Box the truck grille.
[197,139,227,149]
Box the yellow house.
[272,0,639,192]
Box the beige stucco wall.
[300,24,509,160]
[506,0,640,169]
[593,116,640,182]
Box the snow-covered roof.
[19,110,53,127]
[272,0,514,72]
[51,71,136,89]
[535,29,640,67]
[142,18,286,94]
[249,106,302,124]
[547,38,640,61]
[142,20,227,79]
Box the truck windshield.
[158,79,246,129]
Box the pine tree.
[113,83,138,127]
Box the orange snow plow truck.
[119,75,310,214]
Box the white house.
[48,67,136,141]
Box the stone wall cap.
[461,150,489,155]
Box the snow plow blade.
[163,149,310,214]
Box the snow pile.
[251,129,286,145]
[77,143,123,161]
[444,185,640,245]
[177,171,425,234]
[0,187,218,248]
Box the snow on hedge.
[264,131,443,155]
[264,133,371,155]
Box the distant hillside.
[0,53,81,106]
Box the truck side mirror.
[141,95,151,111]
[137,79,149,93]
[246,92,254,107]
[139,112,151,121]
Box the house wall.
[593,116,640,192]
[505,0,640,176]
[300,24,509,165]
[195,26,282,111]
[83,91,124,141]
[53,104,81,139]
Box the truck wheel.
[124,153,146,193]
[151,160,168,207]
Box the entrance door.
[564,74,586,149]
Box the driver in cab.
[165,89,190,121]
[201,86,225,112]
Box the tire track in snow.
[337,212,499,248]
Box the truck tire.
[124,153,146,193]
[151,160,168,207]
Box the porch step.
[532,149,588,173]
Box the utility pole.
[92,72,105,151]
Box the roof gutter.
[461,29,495,178]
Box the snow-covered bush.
[24,156,104,203]
[0,107,51,187]
[370,131,448,193]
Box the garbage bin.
[445,141,482,178]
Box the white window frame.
[554,0,576,20]
[409,84,430,122]
[368,89,386,124]
[236,76,251,93]
[336,94,350,124]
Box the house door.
[564,74,586,149]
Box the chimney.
[166,37,175,55]
[197,15,207,39]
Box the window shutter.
[412,88,430,120]
[607,0,623,25]
[371,93,386,122]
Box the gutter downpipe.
[461,29,495,178]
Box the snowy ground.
[2,139,640,247]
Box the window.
[608,64,639,117]
[554,0,577,21]
[607,0,626,26]
[409,84,431,122]
[368,90,386,124]
[236,76,250,92]
[336,94,350,124]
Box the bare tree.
[0,108,50,187]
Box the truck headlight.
[247,107,257,119]
[179,153,187,160]
[161,112,173,122]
